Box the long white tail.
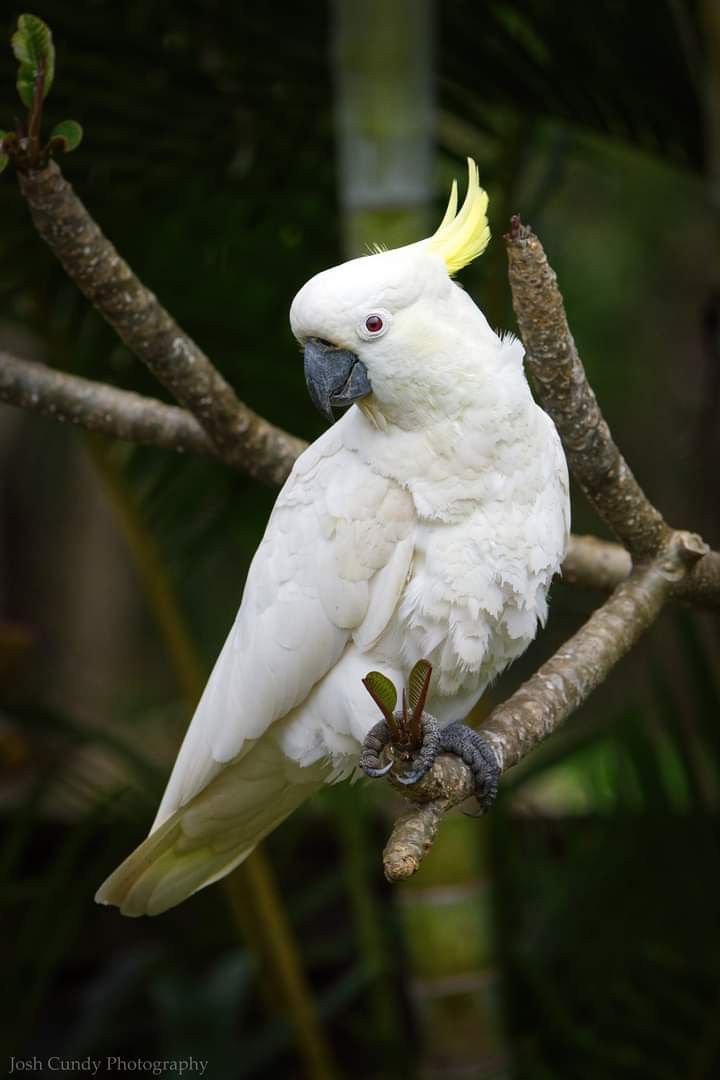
[96,738,327,916]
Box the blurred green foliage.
[1,1,719,1077]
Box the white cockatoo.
[96,160,569,917]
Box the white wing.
[152,418,416,830]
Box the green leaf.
[11,14,55,108]
[50,120,83,152]
[0,130,7,174]
[362,671,397,720]
[407,659,432,716]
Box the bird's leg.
[436,721,500,813]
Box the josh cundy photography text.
[9,1059,209,1076]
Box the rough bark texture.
[16,162,305,486]
[682,550,720,607]
[481,540,699,772]
[505,219,672,559]
[383,756,472,881]
[504,220,720,609]
[0,352,217,458]
[382,535,703,880]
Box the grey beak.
[303,338,372,421]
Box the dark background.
[1,2,719,1077]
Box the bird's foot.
[360,714,441,784]
[359,661,499,812]
[437,721,500,813]
[361,660,439,783]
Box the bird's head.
[290,159,499,429]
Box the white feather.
[150,422,416,831]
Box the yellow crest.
[427,158,490,275]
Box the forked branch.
[14,160,304,486]
[379,221,719,880]
[3,93,719,881]
[381,532,705,881]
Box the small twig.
[15,161,305,487]
[0,351,218,458]
[26,58,45,151]
[382,531,705,881]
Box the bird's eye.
[357,309,391,340]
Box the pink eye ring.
[365,314,384,333]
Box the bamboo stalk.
[87,437,336,1080]
[332,2,510,1072]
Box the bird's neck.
[341,342,555,523]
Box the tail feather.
[96,737,328,916]
[95,818,253,917]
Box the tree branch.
[505,218,671,559]
[6,158,720,881]
[504,218,720,610]
[481,533,707,772]
[2,354,717,607]
[383,531,704,881]
[15,161,305,487]
[380,219,720,881]
[0,351,219,458]
[8,164,720,602]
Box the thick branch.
[505,220,720,608]
[0,351,219,457]
[505,220,671,559]
[383,532,703,881]
[481,535,705,771]
[16,161,305,487]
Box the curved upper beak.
[303,338,372,421]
